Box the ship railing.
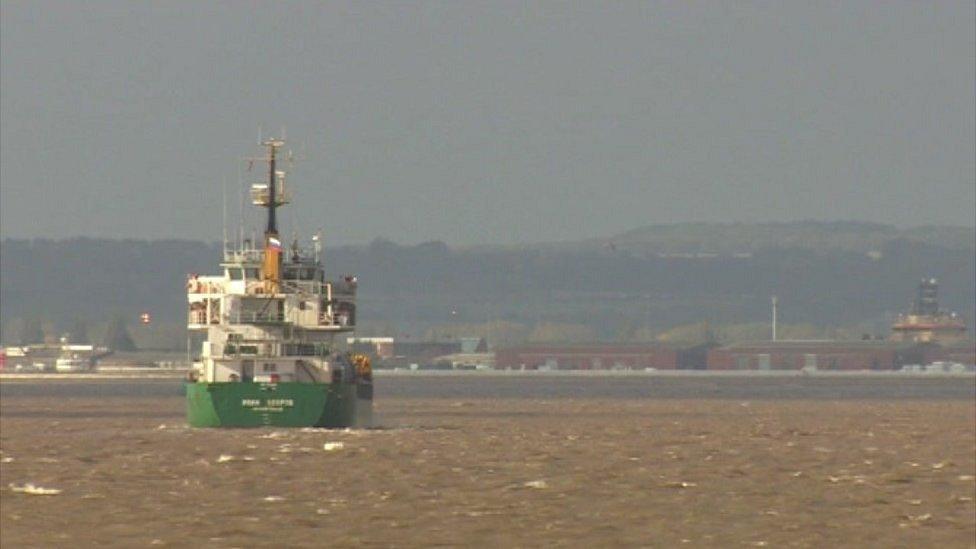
[220,344,268,357]
[278,280,324,295]
[244,281,268,295]
[229,311,286,324]
[319,311,353,328]
[239,280,323,296]
[282,343,331,357]
[188,310,215,325]
[223,249,265,263]
[221,343,330,358]
[187,279,225,295]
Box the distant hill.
[2,222,973,345]
[520,221,975,255]
[0,238,219,339]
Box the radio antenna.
[221,173,228,253]
[237,159,244,250]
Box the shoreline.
[2,368,973,382]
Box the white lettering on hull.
[241,398,295,412]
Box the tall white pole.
[771,295,778,341]
[221,173,227,253]
[237,161,244,250]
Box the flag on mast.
[268,236,282,250]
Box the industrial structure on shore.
[494,279,971,372]
[891,278,967,343]
[3,278,972,374]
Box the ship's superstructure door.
[241,360,255,382]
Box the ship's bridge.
[187,264,357,331]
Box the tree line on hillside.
[7,315,136,350]
[2,225,972,347]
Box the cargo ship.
[185,138,372,428]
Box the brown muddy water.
[1,379,974,547]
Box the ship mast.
[251,138,288,292]
[267,139,279,235]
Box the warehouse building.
[916,340,976,367]
[349,337,488,368]
[495,343,679,370]
[706,340,920,371]
[493,339,974,372]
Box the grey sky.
[1,2,973,246]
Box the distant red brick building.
[493,340,975,372]
[495,343,679,370]
[706,341,920,371]
[920,341,976,366]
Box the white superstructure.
[187,138,359,384]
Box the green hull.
[186,382,372,428]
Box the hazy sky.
[1,2,973,246]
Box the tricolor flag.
[268,236,282,250]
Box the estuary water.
[1,372,973,401]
